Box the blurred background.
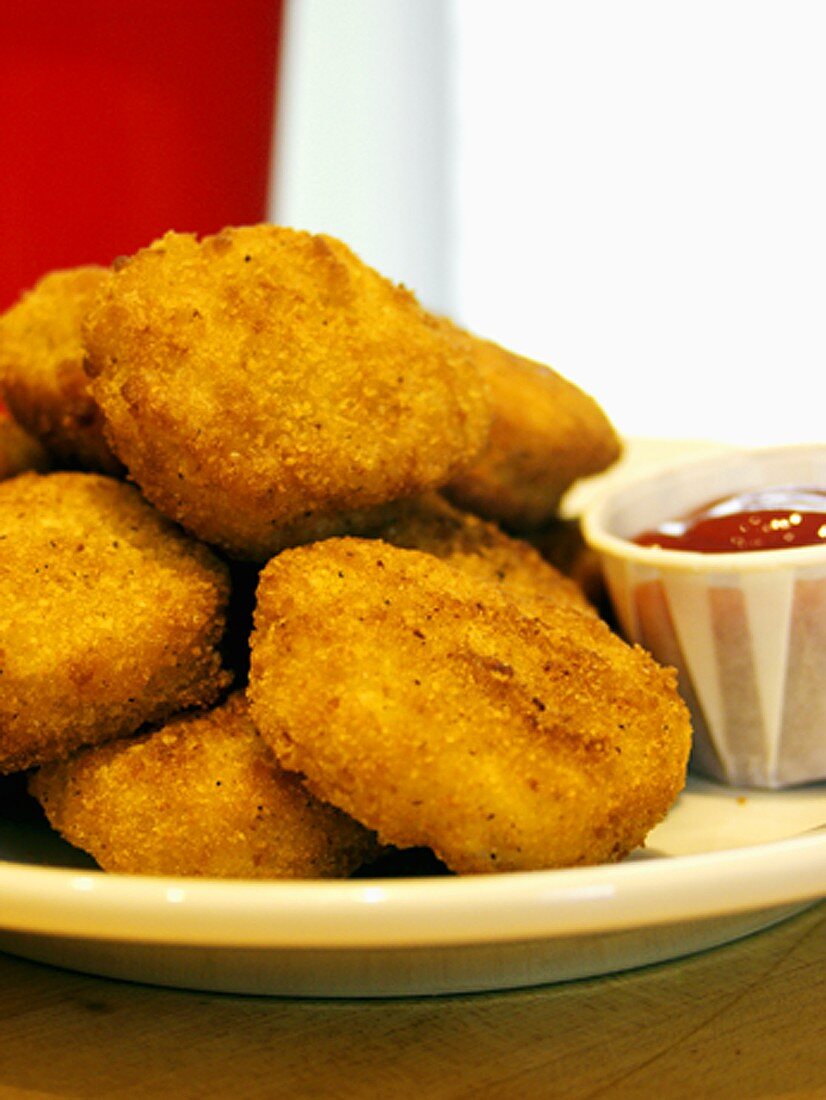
[0,0,282,307]
[274,0,826,447]
[4,1,825,448]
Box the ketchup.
[634,487,826,553]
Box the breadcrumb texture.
[0,472,231,773]
[0,266,120,472]
[83,226,491,559]
[248,539,691,874]
[29,693,381,878]
[374,493,594,616]
[444,332,622,529]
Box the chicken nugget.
[443,330,621,529]
[0,401,49,480]
[29,693,381,879]
[83,226,491,560]
[0,266,120,472]
[248,539,691,874]
[526,514,608,612]
[374,493,593,615]
[0,472,231,774]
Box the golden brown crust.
[374,493,594,615]
[443,330,622,529]
[83,227,491,560]
[29,693,381,879]
[0,267,121,472]
[0,472,231,773]
[248,539,691,874]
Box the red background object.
[0,0,283,309]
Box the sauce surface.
[634,486,826,553]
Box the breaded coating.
[374,493,593,616]
[0,267,121,472]
[0,472,231,774]
[527,515,608,611]
[83,226,491,560]
[248,539,691,875]
[443,330,621,530]
[0,405,49,480]
[29,693,381,879]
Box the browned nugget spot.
[0,412,49,481]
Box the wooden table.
[0,901,822,1098]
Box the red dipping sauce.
[634,487,826,553]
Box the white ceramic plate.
[0,775,823,997]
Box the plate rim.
[0,826,823,950]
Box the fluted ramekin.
[582,444,826,788]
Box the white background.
[273,0,826,446]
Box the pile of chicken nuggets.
[0,225,692,879]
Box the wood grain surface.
[0,901,822,1098]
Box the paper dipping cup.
[582,444,826,789]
